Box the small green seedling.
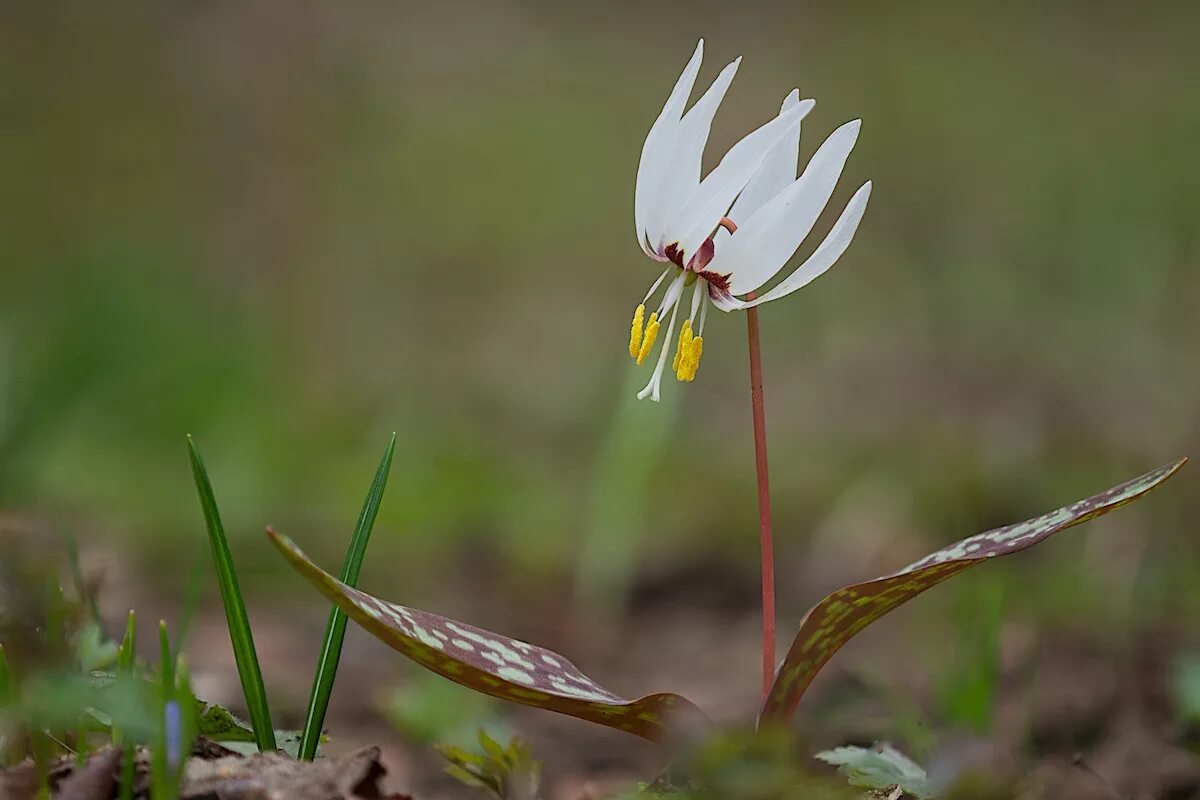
[437,728,542,800]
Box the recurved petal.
[740,180,872,308]
[635,40,705,256]
[647,55,742,253]
[718,119,862,296]
[673,98,813,265]
[726,90,805,227]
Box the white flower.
[628,40,872,401]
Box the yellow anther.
[672,320,693,378]
[684,336,704,381]
[636,312,660,365]
[628,304,646,359]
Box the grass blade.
[298,434,396,761]
[115,612,136,800]
[0,644,11,704]
[151,623,171,800]
[0,645,16,766]
[186,435,276,752]
[158,621,173,694]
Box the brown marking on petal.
[699,270,733,295]
[718,216,738,234]
[686,238,715,272]
[662,242,685,268]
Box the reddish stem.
[745,296,775,701]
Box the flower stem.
[745,297,775,701]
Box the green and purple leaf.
[761,458,1187,726]
[267,529,706,741]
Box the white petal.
[673,98,813,264]
[717,119,862,295]
[635,40,704,256]
[649,56,741,252]
[727,90,805,223]
[738,180,872,308]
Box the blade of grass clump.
[298,433,396,761]
[115,612,136,800]
[267,529,707,742]
[186,435,276,752]
[761,458,1187,727]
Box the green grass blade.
[186,435,276,752]
[112,611,135,744]
[115,611,136,800]
[119,610,137,672]
[298,434,396,761]
[0,644,11,704]
[0,644,15,766]
[158,621,173,691]
[172,657,197,794]
[151,624,169,800]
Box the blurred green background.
[1,0,1197,657]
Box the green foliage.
[815,743,932,798]
[437,728,542,800]
[299,433,396,761]
[385,672,500,745]
[0,645,11,706]
[74,623,119,673]
[626,730,858,800]
[1172,651,1200,726]
[187,435,276,752]
[936,576,1004,733]
[150,626,198,800]
[115,610,137,800]
[577,368,681,620]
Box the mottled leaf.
[268,529,706,741]
[762,459,1186,726]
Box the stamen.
[636,312,660,365]
[628,304,646,358]
[717,216,738,234]
[672,319,694,379]
[689,278,704,320]
[642,268,671,304]
[637,298,681,402]
[683,336,704,381]
[656,269,687,318]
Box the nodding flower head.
[629,39,872,401]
